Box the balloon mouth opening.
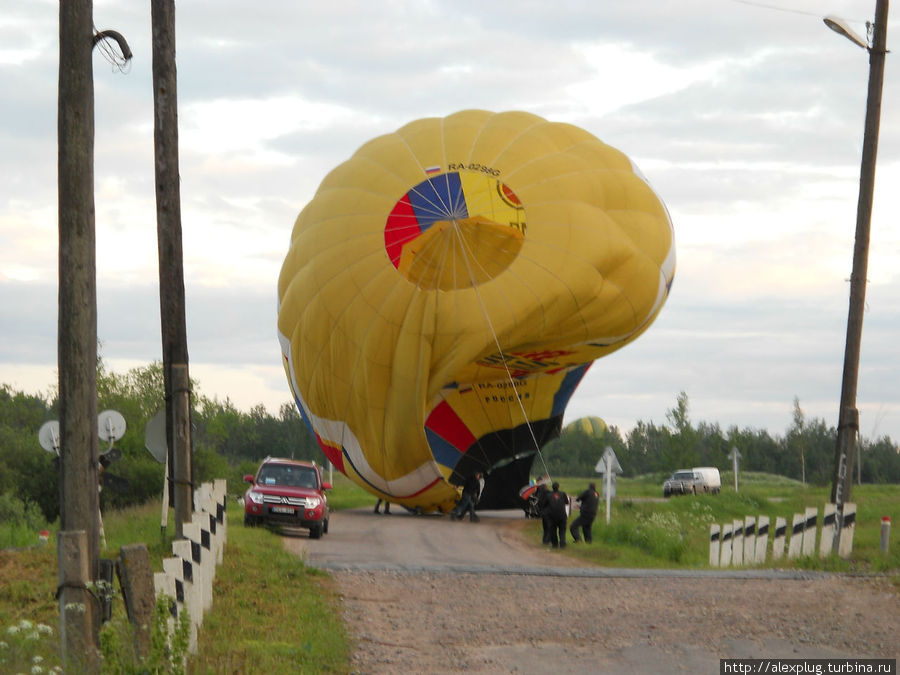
[384,170,526,290]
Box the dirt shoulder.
[283,509,900,674]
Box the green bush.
[0,492,49,548]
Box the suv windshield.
[257,464,318,489]
[672,471,694,481]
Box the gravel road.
[282,508,899,674]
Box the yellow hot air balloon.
[564,416,609,438]
[277,110,675,513]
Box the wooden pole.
[830,0,889,518]
[57,0,101,656]
[152,0,193,532]
[58,531,99,671]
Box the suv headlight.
[306,495,322,508]
[247,490,264,505]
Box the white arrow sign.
[595,446,622,474]
[595,446,622,524]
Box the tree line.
[2,366,898,530]
[542,392,900,484]
[0,360,321,528]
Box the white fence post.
[709,524,721,567]
[820,503,837,557]
[772,517,786,560]
[838,503,856,558]
[732,519,744,566]
[162,550,199,653]
[755,515,769,564]
[213,479,228,550]
[720,523,733,567]
[743,516,756,565]
[802,506,817,557]
[152,572,177,648]
[200,498,219,566]
[788,513,804,559]
[182,520,212,614]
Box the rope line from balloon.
[447,216,553,482]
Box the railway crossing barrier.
[709,503,855,567]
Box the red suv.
[243,457,331,538]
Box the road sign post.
[728,446,742,492]
[595,446,623,524]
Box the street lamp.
[826,0,889,542]
[824,15,870,49]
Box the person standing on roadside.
[545,482,569,548]
[536,482,552,544]
[374,498,391,514]
[569,482,600,543]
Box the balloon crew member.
[536,482,552,545]
[569,482,600,543]
[374,498,391,515]
[544,482,569,548]
[453,471,484,522]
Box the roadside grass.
[1,497,355,674]
[187,501,350,674]
[540,475,900,574]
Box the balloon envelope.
[278,110,675,512]
[564,416,609,438]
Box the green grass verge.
[534,475,900,574]
[186,501,351,674]
[1,498,355,674]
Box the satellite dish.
[98,410,127,443]
[38,420,61,455]
[144,408,168,464]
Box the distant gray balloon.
[144,408,167,464]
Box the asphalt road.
[287,506,822,579]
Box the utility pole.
[58,0,100,665]
[58,2,131,667]
[152,0,193,537]
[829,0,889,521]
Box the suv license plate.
[271,506,295,514]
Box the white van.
[692,467,721,494]
[662,466,721,497]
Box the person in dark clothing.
[535,483,552,544]
[452,471,484,522]
[374,498,391,514]
[569,482,600,543]
[544,482,569,548]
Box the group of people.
[372,473,598,546]
[536,481,600,548]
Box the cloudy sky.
[2,0,898,444]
